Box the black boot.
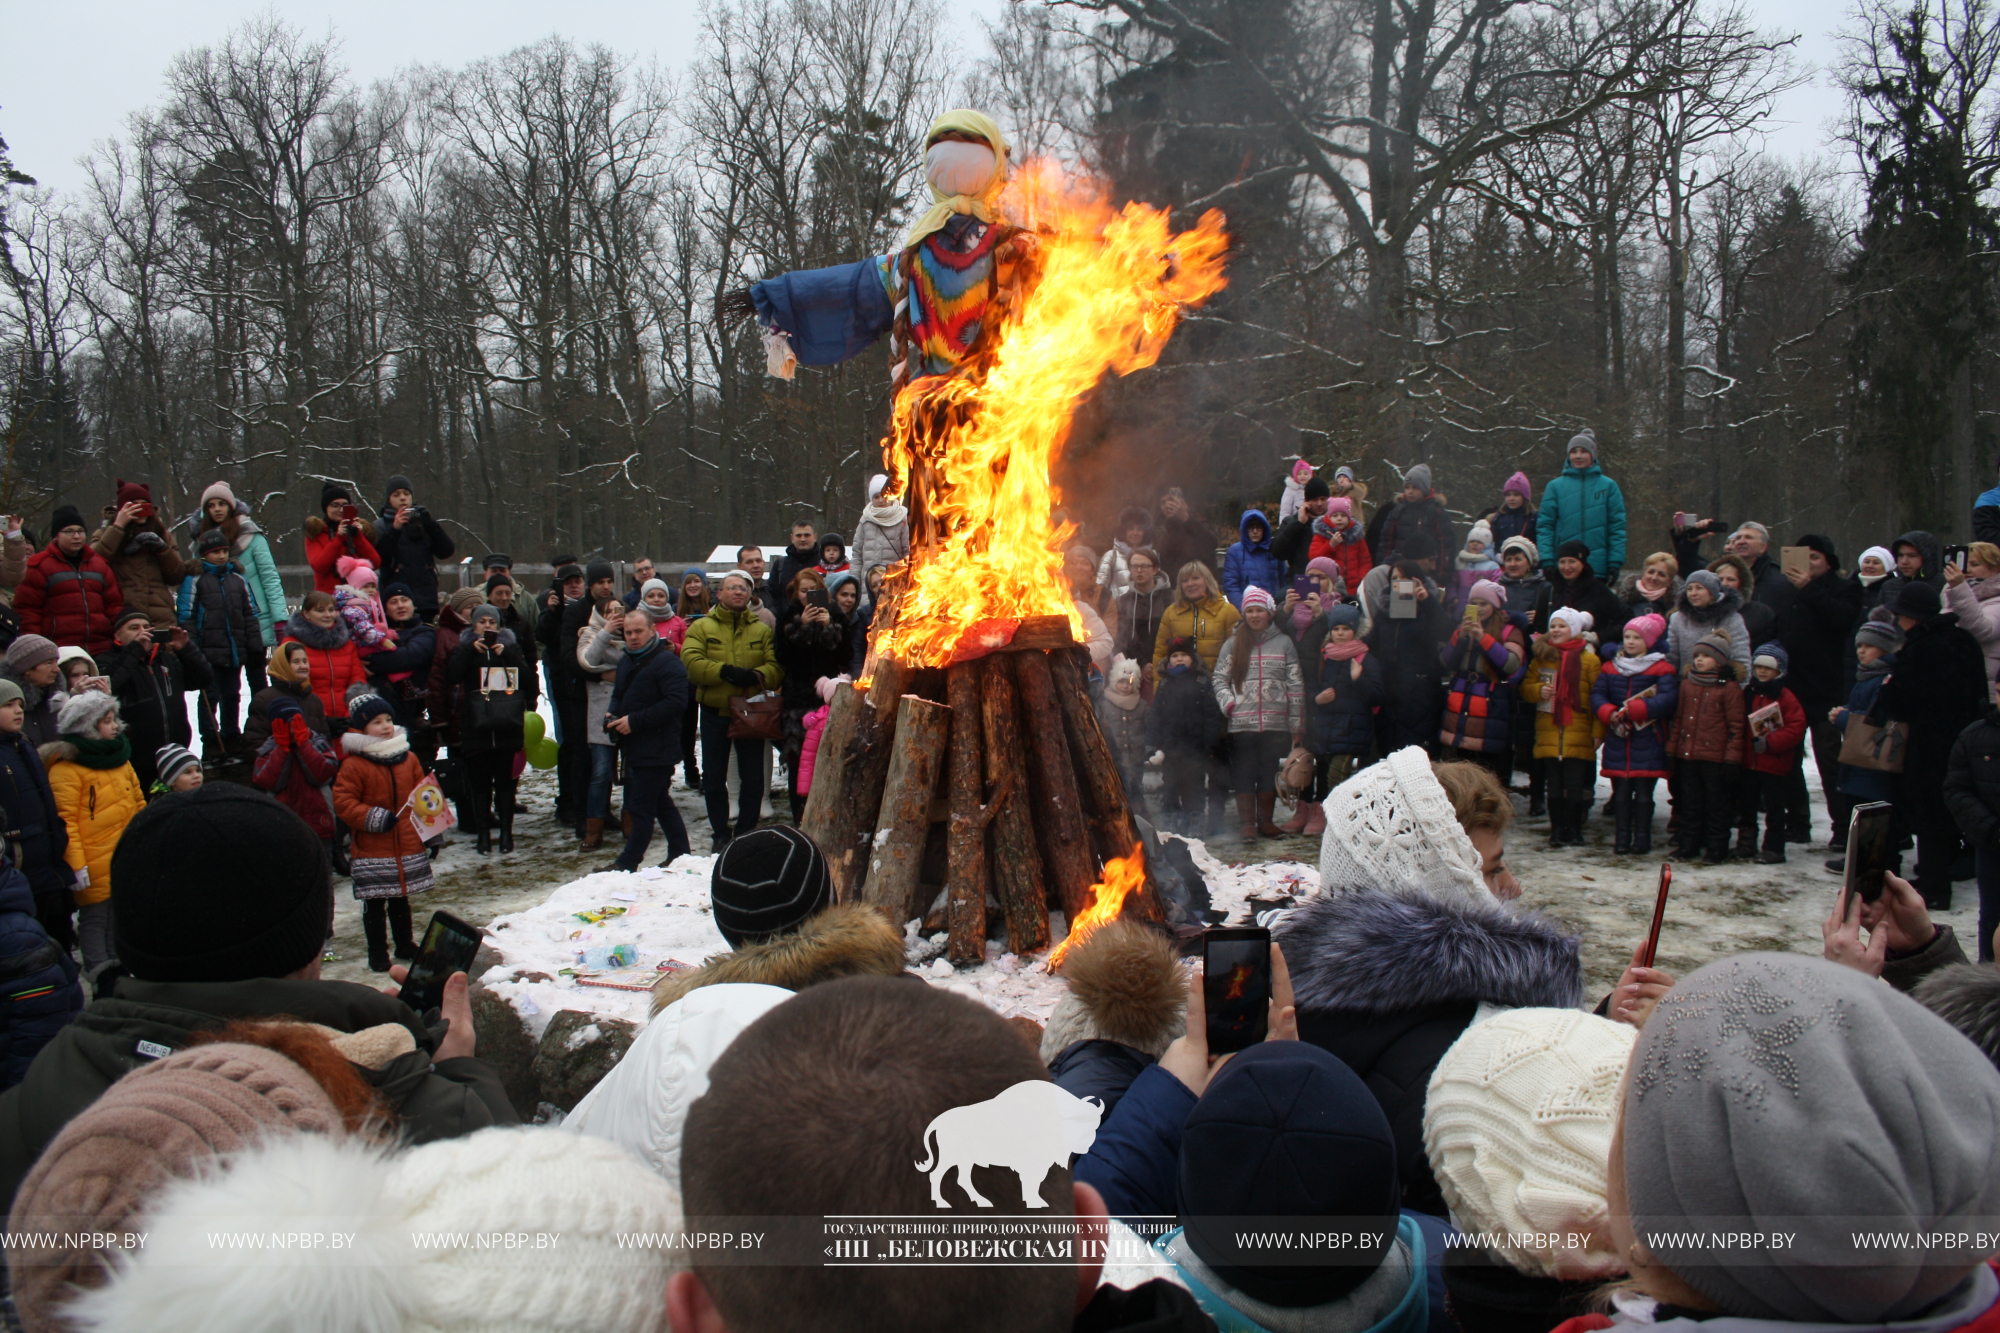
[1527,766,1546,818]
[1633,794,1655,854]
[387,897,419,961]
[363,900,391,973]
[476,825,492,854]
[498,811,514,854]
[1612,785,1633,855]
[1547,800,1567,848]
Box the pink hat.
[814,674,850,704]
[1240,586,1275,612]
[1305,556,1342,585]
[1327,496,1353,518]
[1504,471,1533,500]
[1626,612,1666,650]
[1291,459,1315,483]
[335,556,377,588]
[1467,579,1506,610]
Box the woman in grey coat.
[1664,569,1751,677]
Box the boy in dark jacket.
[102,608,211,788]
[0,681,72,953]
[1739,641,1808,864]
[1667,633,1747,864]
[178,527,265,760]
[1944,705,2000,962]
[1145,636,1225,836]
[0,849,81,1091]
[1831,618,1903,863]
[374,476,455,619]
[603,613,692,872]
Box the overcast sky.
[3,0,1852,196]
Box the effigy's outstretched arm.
[715,256,896,378]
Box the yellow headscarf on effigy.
[900,109,1012,253]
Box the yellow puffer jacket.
[40,744,146,906]
[1518,644,1605,760]
[680,603,783,711]
[1153,595,1241,671]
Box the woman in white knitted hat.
[1278,748,1583,1216]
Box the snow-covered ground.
[326,734,1984,1034]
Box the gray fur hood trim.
[1277,887,1583,1016]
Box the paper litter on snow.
[478,837,1312,1039]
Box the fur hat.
[154,744,200,787]
[4,634,57,672]
[8,1042,346,1329]
[1499,535,1538,565]
[57,690,119,738]
[63,1127,682,1333]
[1239,586,1275,612]
[1624,612,1665,650]
[1108,656,1141,691]
[1038,920,1185,1063]
[200,480,237,509]
[1503,471,1533,500]
[710,826,833,948]
[1565,428,1597,463]
[1424,1009,1635,1280]
[1316,746,1491,911]
[1913,964,2000,1070]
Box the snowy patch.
[565,1023,603,1051]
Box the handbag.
[1839,714,1908,773]
[728,690,784,742]
[468,665,527,733]
[1276,746,1315,803]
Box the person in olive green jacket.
[679,570,783,848]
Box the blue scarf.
[623,635,660,660]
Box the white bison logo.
[914,1080,1104,1209]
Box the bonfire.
[799,163,1227,967]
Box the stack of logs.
[799,616,1160,963]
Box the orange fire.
[1048,841,1147,971]
[876,162,1229,668]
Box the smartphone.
[1390,579,1417,620]
[1640,864,1672,969]
[481,628,498,646]
[807,588,830,611]
[134,502,155,521]
[1780,546,1811,579]
[1292,575,1314,602]
[398,910,484,1014]
[340,503,360,523]
[1202,926,1271,1055]
[1946,544,1970,573]
[1842,802,1896,911]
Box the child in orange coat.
[331,693,432,971]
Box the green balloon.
[524,711,546,746]
[527,736,559,770]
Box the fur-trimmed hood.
[283,612,352,650]
[1039,920,1187,1062]
[1278,887,1582,1016]
[303,512,379,544]
[341,727,409,763]
[1913,963,2000,1070]
[649,901,906,1013]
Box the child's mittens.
[287,714,314,745]
[272,721,294,751]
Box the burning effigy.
[719,109,1227,967]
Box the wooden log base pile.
[799,615,1162,965]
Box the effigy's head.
[924,109,1010,211]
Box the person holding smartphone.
[102,608,210,790]
[86,480,184,635]
[304,483,380,595]
[774,569,851,823]
[444,604,530,855]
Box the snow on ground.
[332,731,1984,1034]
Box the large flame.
[1048,841,1148,971]
[877,163,1229,667]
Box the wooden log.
[860,697,950,924]
[801,658,905,903]
[945,661,990,965]
[1047,648,1165,925]
[980,653,1050,955]
[1011,650,1097,922]
[1000,615,1079,653]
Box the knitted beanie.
[1466,579,1505,610]
[1547,607,1592,638]
[66,1127,682,1333]
[57,690,119,738]
[814,675,848,704]
[154,743,200,787]
[50,505,86,537]
[200,480,237,509]
[1165,635,1199,659]
[710,826,834,948]
[481,574,514,598]
[1326,496,1353,519]
[335,556,377,588]
[1178,1042,1399,1306]
[349,694,396,728]
[1316,746,1492,910]
[1503,471,1533,500]
[1305,556,1342,590]
[448,586,484,619]
[1395,534,1437,564]
[0,679,21,708]
[1683,569,1723,600]
[1333,466,1355,484]
[1566,429,1597,462]
[641,577,671,600]
[1325,603,1361,630]
[1753,641,1788,674]
[1402,463,1433,494]
[195,528,231,555]
[383,473,414,503]
[4,634,57,672]
[585,560,614,586]
[1691,632,1735,671]
[1855,618,1905,654]
[1499,536,1539,566]
[1423,1009,1635,1280]
[1555,539,1591,566]
[265,694,302,723]
[469,604,502,628]
[318,481,350,511]
[113,786,332,982]
[1624,613,1665,650]
[1239,586,1275,612]
[114,479,153,509]
[1625,953,2000,1322]
[1858,544,1895,575]
[381,582,414,604]
[8,1043,344,1330]
[1303,476,1330,501]
[112,606,151,635]
[1467,520,1493,548]
[1891,578,1943,621]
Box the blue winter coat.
[0,857,81,1090]
[1833,666,1897,804]
[1535,461,1628,578]
[1073,1063,1196,1219]
[0,731,67,900]
[1487,504,1536,549]
[607,639,691,769]
[1302,637,1382,756]
[1047,1039,1155,1121]
[1591,656,1680,778]
[1222,510,1287,608]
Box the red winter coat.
[1308,530,1373,594]
[1743,684,1808,776]
[250,715,342,839]
[15,543,124,655]
[303,515,382,595]
[279,613,368,724]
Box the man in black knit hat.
[0,786,515,1215]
